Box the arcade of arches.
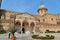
[15,20,35,33]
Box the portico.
[15,19,36,34]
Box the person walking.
[11,34,16,40]
[8,32,10,38]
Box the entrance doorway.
[22,28,25,33]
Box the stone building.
[0,3,60,33]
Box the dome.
[40,4,46,8]
[38,3,47,12]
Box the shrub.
[32,35,38,39]
[32,35,54,39]
[57,31,60,33]
[46,35,50,37]
[50,35,54,39]
[0,30,6,34]
[45,30,56,33]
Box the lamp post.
[13,15,16,35]
[12,16,16,40]
[10,14,16,35]
[0,0,2,8]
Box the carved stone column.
[21,22,22,34]
[29,22,31,32]
[33,21,36,34]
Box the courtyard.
[0,32,60,40]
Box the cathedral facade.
[0,3,60,33]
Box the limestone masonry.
[0,3,60,33]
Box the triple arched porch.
[15,20,35,33]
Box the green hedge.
[0,32,6,34]
[45,31,55,33]
[32,35,54,39]
[0,30,6,34]
[45,30,60,33]
[45,30,55,33]
[57,31,60,33]
[0,25,6,34]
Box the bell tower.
[38,2,48,16]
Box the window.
[1,15,4,19]
[43,19,45,22]
[6,17,10,20]
[51,18,53,21]
[57,22,60,24]
[20,17,22,19]
[30,18,32,19]
[38,20,40,22]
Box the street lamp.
[0,0,2,8]
[10,14,16,35]
[13,15,16,35]
[10,15,16,40]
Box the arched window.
[51,18,53,21]
[38,20,40,22]
[30,22,35,33]
[30,22,35,27]
[22,21,29,27]
[15,21,21,26]
[1,15,4,19]
[57,22,60,24]
[43,19,45,22]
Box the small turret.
[38,3,48,16]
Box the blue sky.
[1,0,60,15]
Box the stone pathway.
[0,33,33,40]
[1,33,60,40]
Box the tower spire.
[0,0,2,8]
[40,0,46,9]
[40,0,43,5]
